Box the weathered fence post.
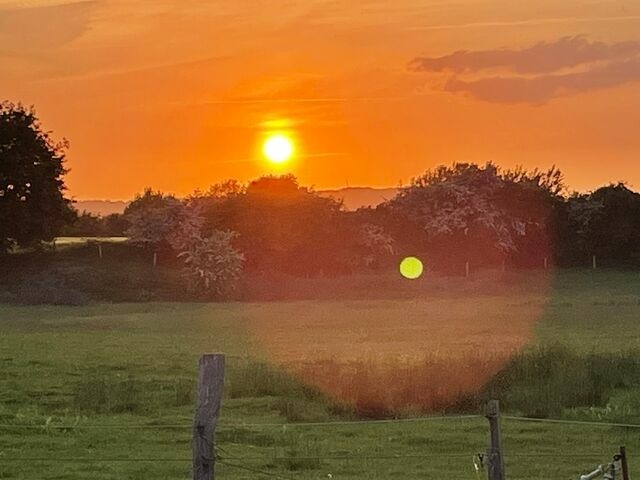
[620,446,630,480]
[98,244,103,260]
[486,400,505,480]
[193,354,225,480]
[592,255,597,270]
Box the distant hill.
[318,187,399,210]
[73,200,129,216]
[74,187,399,216]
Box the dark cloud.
[409,36,640,74]
[443,58,640,104]
[409,36,640,104]
[0,1,98,53]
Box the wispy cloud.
[444,58,640,104]
[410,36,640,74]
[409,36,640,104]
[0,0,97,52]
[405,15,640,31]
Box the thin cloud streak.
[214,152,348,165]
[405,15,640,31]
[189,97,410,105]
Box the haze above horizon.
[2,0,640,199]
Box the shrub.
[178,230,244,297]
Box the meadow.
[2,270,640,479]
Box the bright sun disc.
[263,134,294,164]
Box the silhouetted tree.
[560,184,640,267]
[123,189,184,248]
[380,163,564,271]
[193,175,358,275]
[0,102,73,252]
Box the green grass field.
[2,270,640,479]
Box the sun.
[263,134,294,164]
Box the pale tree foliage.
[124,189,183,245]
[390,163,563,255]
[168,202,244,296]
[423,181,517,253]
[395,163,519,253]
[177,230,245,297]
[166,201,205,252]
[125,191,244,296]
[357,224,395,267]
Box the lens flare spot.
[399,256,424,280]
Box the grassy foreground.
[2,270,640,479]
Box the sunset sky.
[2,0,640,199]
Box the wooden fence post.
[592,255,597,270]
[98,244,103,260]
[193,354,225,480]
[486,400,505,480]
[619,446,630,480]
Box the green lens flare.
[399,256,424,280]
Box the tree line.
[3,102,640,297]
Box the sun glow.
[263,134,294,164]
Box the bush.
[178,230,244,298]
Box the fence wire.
[2,414,640,430]
[0,413,481,430]
[1,414,637,476]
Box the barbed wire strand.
[1,452,634,463]
[0,414,482,430]
[3,415,640,433]
[0,457,188,462]
[503,416,640,429]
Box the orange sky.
[2,0,640,199]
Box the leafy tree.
[197,175,347,275]
[349,221,395,269]
[0,102,73,252]
[381,163,563,270]
[177,230,245,297]
[102,213,129,236]
[124,192,245,294]
[123,189,184,247]
[561,184,640,266]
